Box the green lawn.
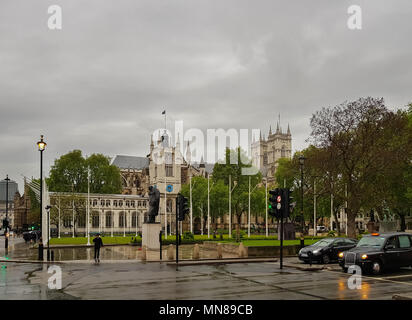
[49,234,326,246]
[49,236,137,245]
[222,239,320,247]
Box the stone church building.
[111,132,213,233]
[251,119,292,182]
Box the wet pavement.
[2,238,412,300]
[0,237,237,261]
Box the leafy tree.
[212,147,262,240]
[309,97,411,237]
[48,150,122,194]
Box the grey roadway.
[2,238,412,299]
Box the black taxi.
[338,232,412,275]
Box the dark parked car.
[338,232,412,275]
[298,237,357,264]
[23,230,41,243]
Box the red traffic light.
[276,196,281,203]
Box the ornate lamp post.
[299,154,306,247]
[37,135,47,260]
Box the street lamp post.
[299,154,306,247]
[37,135,47,260]
[4,175,10,251]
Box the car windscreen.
[312,239,334,247]
[357,236,385,247]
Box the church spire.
[269,125,272,135]
[185,140,191,165]
[287,123,291,135]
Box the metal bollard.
[51,250,54,261]
[159,231,163,260]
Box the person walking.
[93,233,103,263]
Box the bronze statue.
[147,185,160,223]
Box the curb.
[0,258,64,264]
[392,294,412,300]
[166,258,278,266]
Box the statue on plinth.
[147,185,160,223]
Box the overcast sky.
[1,0,412,191]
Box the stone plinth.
[142,223,161,250]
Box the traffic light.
[177,193,189,221]
[268,188,282,218]
[282,188,294,218]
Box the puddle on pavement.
[5,241,238,262]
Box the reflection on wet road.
[2,238,412,300]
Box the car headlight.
[361,254,368,260]
[338,252,344,258]
[312,250,320,255]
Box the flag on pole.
[162,110,166,114]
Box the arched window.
[167,199,173,213]
[78,216,85,228]
[132,212,137,227]
[92,214,99,228]
[281,145,286,158]
[114,200,118,207]
[106,200,110,207]
[105,212,112,228]
[119,212,126,228]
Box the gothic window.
[92,214,99,228]
[165,152,173,165]
[119,200,123,207]
[105,200,110,207]
[114,200,118,207]
[78,216,85,228]
[101,200,105,206]
[132,212,137,227]
[167,199,173,213]
[63,217,71,228]
[126,200,130,207]
[93,200,97,207]
[119,212,127,228]
[166,165,173,177]
[105,213,112,228]
[263,154,268,166]
[281,145,286,158]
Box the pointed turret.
[150,134,154,152]
[269,125,272,136]
[287,123,291,135]
[199,156,205,168]
[185,141,192,165]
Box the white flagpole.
[265,179,268,237]
[87,167,90,245]
[229,174,231,238]
[248,176,251,237]
[314,179,317,236]
[207,175,210,238]
[190,174,193,233]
